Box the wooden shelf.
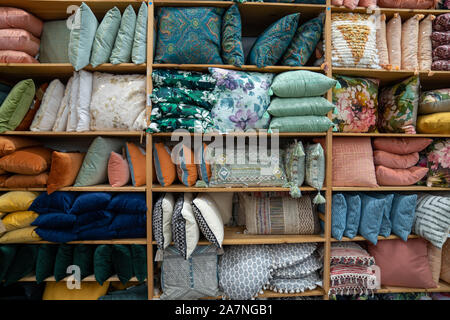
[18,275,142,282]
[332,133,450,138]
[0,185,146,192]
[331,234,420,242]
[1,131,144,137]
[375,281,450,294]
[332,186,450,191]
[29,239,147,245]
[330,6,450,19]
[150,132,327,137]
[152,64,324,74]
[332,68,415,85]
[152,184,323,193]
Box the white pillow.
[66,71,80,132]
[52,76,74,131]
[29,79,65,131]
[76,70,93,132]
[89,72,146,130]
[172,193,199,259]
[209,192,233,226]
[192,193,224,248]
[153,192,175,260]
[132,109,147,130]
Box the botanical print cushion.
[209,67,273,132]
[419,89,450,115]
[431,60,450,70]
[332,75,379,133]
[148,118,211,133]
[433,45,450,60]
[433,13,450,32]
[431,31,450,48]
[151,104,212,122]
[154,7,224,64]
[425,138,450,187]
[221,4,244,67]
[269,272,321,294]
[151,86,216,110]
[248,13,299,68]
[378,76,420,133]
[152,69,216,91]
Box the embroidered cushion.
[131,2,148,65]
[390,193,417,241]
[284,140,306,187]
[343,193,361,239]
[172,193,199,259]
[373,150,419,169]
[425,138,450,188]
[372,137,432,155]
[267,97,334,117]
[110,5,137,64]
[328,242,375,266]
[358,193,385,245]
[375,165,429,186]
[269,116,333,133]
[417,112,450,134]
[329,264,378,296]
[90,7,121,67]
[305,143,326,204]
[192,193,224,248]
[418,15,434,71]
[153,193,175,254]
[419,88,450,114]
[221,4,244,67]
[386,14,402,70]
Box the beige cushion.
[441,239,450,283]
[418,14,434,71]
[387,14,402,70]
[401,14,423,71]
[427,241,442,286]
[376,14,390,68]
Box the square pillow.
[151,86,216,110]
[378,76,420,133]
[152,69,216,91]
[94,244,114,285]
[248,13,299,68]
[35,244,58,284]
[269,116,333,133]
[268,97,334,117]
[47,151,85,194]
[109,212,145,232]
[209,193,233,226]
[431,31,450,48]
[70,192,112,215]
[192,193,225,248]
[108,151,130,187]
[75,210,114,232]
[221,4,244,67]
[131,2,148,65]
[441,239,450,283]
[4,173,49,188]
[194,142,211,184]
[153,193,175,259]
[305,143,326,204]
[153,142,176,187]
[1,211,38,232]
[209,67,274,132]
[281,13,325,67]
[39,20,71,63]
[373,150,419,169]
[401,15,422,70]
[173,144,197,187]
[417,112,450,134]
[75,70,93,132]
[0,245,17,283]
[53,244,74,282]
[110,5,137,64]
[0,146,52,175]
[425,138,450,188]
[172,193,199,260]
[125,142,145,187]
[268,243,318,270]
[390,193,417,241]
[112,245,134,285]
[52,76,73,132]
[328,193,347,240]
[34,228,76,243]
[332,75,379,133]
[106,193,146,215]
[432,60,450,71]
[0,50,38,63]
[0,7,43,37]
[343,193,361,239]
[16,82,48,131]
[358,193,385,245]
[72,244,95,280]
[130,244,147,282]
[154,7,224,64]
[418,15,434,71]
[375,165,429,186]
[0,136,40,157]
[0,226,41,243]
[419,88,450,115]
[90,7,122,67]
[0,29,40,56]
[68,2,99,71]
[370,193,394,238]
[372,137,432,155]
[32,213,76,229]
[3,245,38,286]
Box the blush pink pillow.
[108,151,130,187]
[401,15,422,71]
[332,0,344,5]
[378,0,436,9]
[377,14,390,68]
[372,137,432,154]
[343,0,360,9]
[0,50,38,63]
[386,14,402,70]
[419,15,435,71]
[0,29,40,56]
[375,165,428,185]
[373,150,419,168]
[359,0,377,7]
[0,7,43,38]
[368,238,437,288]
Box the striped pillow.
[413,194,450,248]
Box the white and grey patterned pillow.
[152,193,175,259]
[268,243,318,270]
[160,245,220,300]
[269,271,322,294]
[172,193,199,259]
[271,252,322,279]
[192,193,224,248]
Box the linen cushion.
[343,193,361,239]
[221,4,244,67]
[0,146,52,175]
[418,15,434,71]
[268,97,334,117]
[153,193,175,253]
[419,88,450,115]
[39,20,71,63]
[192,193,224,248]
[66,72,79,132]
[125,142,146,187]
[172,193,199,260]
[390,193,417,241]
[16,83,48,131]
[131,2,148,64]
[372,137,432,154]
[376,14,389,68]
[0,7,43,37]
[173,144,197,187]
[0,29,40,56]
[110,5,137,64]
[209,193,234,226]
[52,76,73,132]
[373,150,419,168]
[153,142,177,187]
[0,136,40,157]
[269,116,333,133]
[425,138,449,188]
[401,15,422,70]
[0,50,38,63]
[386,14,402,70]
[358,193,385,245]
[417,112,450,134]
[4,173,49,188]
[107,151,130,187]
[375,165,429,186]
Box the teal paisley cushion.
[248,13,300,68]
[221,4,244,67]
[150,86,217,110]
[151,103,212,121]
[154,7,224,64]
[281,13,325,67]
[152,69,216,91]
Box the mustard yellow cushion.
[2,211,38,232]
[0,226,41,243]
[417,112,450,134]
[43,281,110,300]
[0,191,39,213]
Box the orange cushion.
[0,146,52,175]
[4,172,48,188]
[0,174,8,187]
[373,150,419,169]
[153,142,176,187]
[15,83,48,131]
[152,161,157,183]
[375,165,429,186]
[108,151,130,187]
[47,151,85,194]
[194,142,211,184]
[0,136,41,157]
[125,142,146,187]
[0,50,39,63]
[174,144,197,187]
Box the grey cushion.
[39,20,71,63]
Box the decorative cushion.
[268,243,318,270]
[386,14,402,70]
[434,44,450,59]
[68,2,99,71]
[370,193,394,238]
[107,192,146,215]
[149,117,210,133]
[413,194,450,248]
[173,144,197,187]
[194,142,211,184]
[431,31,450,48]
[0,7,43,37]
[153,193,175,254]
[343,193,361,239]
[327,242,375,267]
[35,244,57,283]
[376,14,389,68]
[390,193,417,241]
[39,20,71,63]
[418,15,434,71]
[373,150,419,169]
[209,193,234,226]
[375,165,429,186]
[271,253,322,279]
[152,69,216,91]
[47,151,85,194]
[3,245,38,286]
[34,228,76,243]
[16,83,48,131]
[52,76,73,132]
[268,97,334,117]
[192,193,224,248]
[108,151,130,187]
[433,12,450,31]
[417,112,450,134]
[372,137,432,155]
[112,245,134,285]
[401,15,422,70]
[43,281,110,300]
[284,140,305,187]
[74,69,93,132]
[151,86,216,111]
[172,193,199,260]
[0,136,40,157]
[54,244,74,281]
[70,192,112,215]
[221,4,244,67]
[269,116,333,133]
[154,7,224,64]
[0,146,52,175]
[4,173,49,188]
[94,245,114,285]
[130,244,147,282]
[32,213,76,229]
[329,193,347,240]
[110,5,137,64]
[153,142,176,187]
[358,193,385,245]
[432,60,450,70]
[125,142,146,187]
[66,72,79,132]
[441,239,450,283]
[427,242,442,286]
[209,67,274,132]
[378,0,435,8]
[0,191,38,213]
[0,226,41,243]
[73,244,95,280]
[378,76,420,133]
[0,245,17,282]
[269,272,321,294]
[332,75,379,132]
[419,88,450,115]
[305,143,326,204]
[131,2,148,65]
[329,264,378,296]
[425,138,449,188]
[248,13,299,68]
[0,29,40,56]
[1,210,38,232]
[0,50,38,63]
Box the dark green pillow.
[0,83,12,105]
[0,245,18,282]
[73,244,95,280]
[112,245,134,285]
[54,244,74,282]
[3,245,38,286]
[130,245,147,282]
[94,245,114,285]
[35,244,58,284]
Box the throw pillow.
[0,7,43,37]
[269,116,333,133]
[70,192,112,215]
[4,173,49,188]
[0,29,40,56]
[153,142,177,187]
[108,151,130,187]
[35,244,58,284]
[0,226,41,243]
[125,142,146,187]
[192,193,224,248]
[419,88,450,115]
[284,140,306,187]
[269,272,321,294]
[3,245,38,286]
[373,150,419,169]
[2,211,38,232]
[72,244,95,280]
[358,193,385,245]
[52,76,73,132]
[390,193,418,241]
[28,191,76,214]
[153,193,175,258]
[110,5,137,64]
[39,20,71,63]
[386,13,402,70]
[209,193,234,226]
[268,97,334,117]
[425,138,449,188]
[131,2,148,64]
[441,239,450,283]
[94,245,114,285]
[417,112,450,134]
[343,193,361,239]
[130,244,147,282]
[106,193,146,215]
[330,193,347,240]
[0,146,52,175]
[418,15,434,70]
[172,144,197,187]
[328,242,375,266]
[221,4,244,67]
[370,193,394,238]
[112,245,134,285]
[152,69,216,91]
[376,14,389,68]
[305,143,326,204]
[194,142,211,184]
[53,244,74,282]
[16,82,48,131]
[401,14,422,70]
[172,193,199,259]
[0,136,40,157]
[375,165,429,186]
[427,242,442,286]
[0,191,39,213]
[372,137,432,154]
[47,151,86,194]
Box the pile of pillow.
[0,7,43,63]
[267,70,335,133]
[331,0,377,9]
[432,13,450,71]
[69,2,147,71]
[417,89,450,134]
[377,0,437,9]
[29,192,147,242]
[108,142,145,188]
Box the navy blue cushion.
[35,228,78,243]
[29,192,78,214]
[390,193,417,241]
[343,193,361,239]
[107,193,147,214]
[31,213,76,229]
[77,226,117,240]
[370,193,394,238]
[116,227,146,239]
[109,214,146,231]
[69,192,113,215]
[358,193,385,245]
[74,210,115,232]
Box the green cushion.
[35,244,58,284]
[112,245,134,285]
[74,136,124,186]
[73,244,95,280]
[131,244,147,282]
[110,5,137,64]
[269,116,334,133]
[267,97,335,117]
[0,79,35,133]
[68,2,99,71]
[94,244,113,285]
[39,20,71,63]
[90,7,122,67]
[0,245,18,282]
[0,83,11,105]
[3,245,38,286]
[131,2,148,64]
[54,244,74,282]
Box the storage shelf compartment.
[152,184,325,193]
[332,133,450,138]
[0,185,146,192]
[375,281,450,294]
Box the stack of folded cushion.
[331,0,377,9]
[0,7,43,63]
[268,70,336,133]
[417,89,450,134]
[432,13,450,71]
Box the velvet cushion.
[0,245,17,283]
[112,245,134,285]
[94,245,114,285]
[372,137,432,154]
[0,50,38,63]
[4,173,48,188]
[373,150,419,168]
[29,192,77,214]
[0,29,40,56]
[221,4,244,67]
[74,210,114,233]
[109,214,146,231]
[125,142,146,187]
[47,151,85,194]
[53,244,74,281]
[3,245,38,286]
[375,165,429,186]
[0,136,40,157]
[130,244,147,282]
[73,244,95,280]
[35,244,58,284]
[34,228,77,243]
[153,142,176,187]
[0,146,52,175]
[115,226,146,239]
[108,151,130,187]
[2,211,38,232]
[107,193,146,215]
[0,7,43,37]
[77,225,117,241]
[390,193,417,241]
[417,112,450,134]
[0,226,41,243]
[69,192,112,215]
[31,213,76,229]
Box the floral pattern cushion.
[148,118,211,133]
[432,60,450,71]
[248,13,299,68]
[431,31,450,48]
[425,138,450,187]
[433,45,450,60]
[151,86,216,110]
[221,4,244,67]
[433,13,450,32]
[152,69,216,91]
[332,75,379,133]
[419,88,450,115]
[154,7,224,64]
[150,103,212,122]
[378,76,420,133]
[209,67,273,132]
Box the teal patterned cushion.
[151,103,212,121]
[154,7,224,64]
[148,118,212,133]
[248,13,300,68]
[281,13,325,67]
[151,86,217,110]
[221,4,244,67]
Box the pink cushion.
[376,14,389,68]
[0,50,38,63]
[0,29,40,56]
[419,15,434,71]
[401,15,421,71]
[373,150,419,168]
[343,0,359,9]
[0,7,43,38]
[375,165,429,185]
[368,238,437,288]
[386,14,402,70]
[378,0,436,9]
[372,137,432,154]
[108,151,130,187]
[332,0,344,5]
[359,0,377,7]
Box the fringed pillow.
[329,264,378,296]
[271,252,322,279]
[269,272,322,294]
[268,243,318,270]
[326,242,376,267]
